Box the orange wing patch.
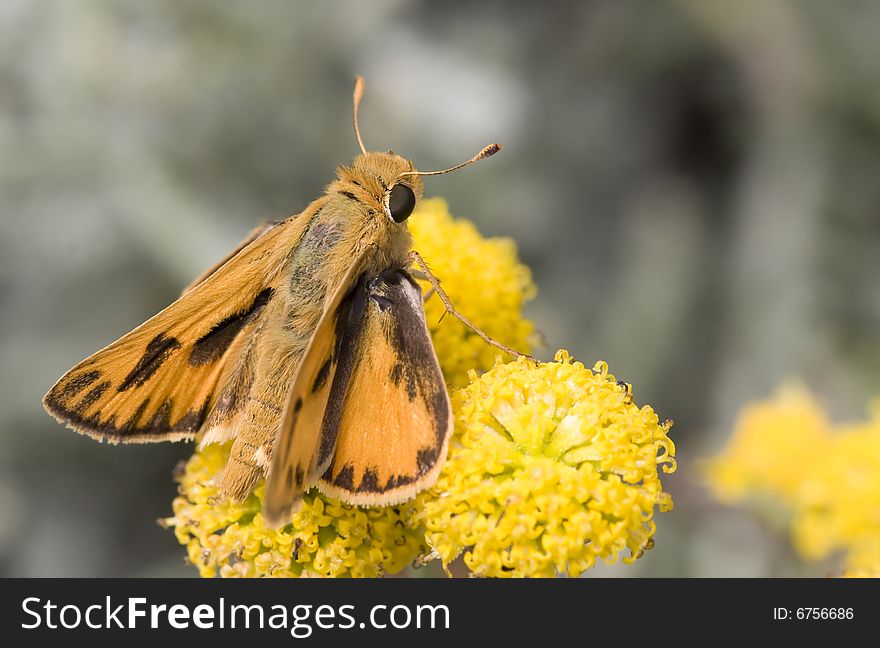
[317,269,451,506]
[43,219,301,443]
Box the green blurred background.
[2,0,879,576]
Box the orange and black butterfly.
[42,77,517,527]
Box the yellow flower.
[704,386,880,577]
[409,197,536,387]
[842,536,880,577]
[416,350,676,577]
[703,384,829,507]
[163,443,424,578]
[792,411,880,568]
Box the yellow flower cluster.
[704,385,880,577]
[165,199,676,578]
[164,443,425,578]
[417,351,676,577]
[704,385,829,507]
[408,197,536,387]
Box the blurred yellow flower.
[703,384,829,506]
[416,351,676,577]
[842,537,880,577]
[163,443,424,578]
[409,197,536,387]
[704,386,880,577]
[792,410,880,572]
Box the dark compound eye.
[387,183,416,223]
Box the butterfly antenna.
[353,76,367,155]
[399,143,501,178]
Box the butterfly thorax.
[277,152,423,315]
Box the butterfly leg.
[409,270,435,302]
[406,250,536,361]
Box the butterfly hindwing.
[318,268,451,505]
[42,217,305,443]
[262,265,451,527]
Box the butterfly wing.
[263,266,451,527]
[43,216,306,443]
[318,269,452,505]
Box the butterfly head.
[344,151,424,224]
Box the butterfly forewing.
[43,217,304,443]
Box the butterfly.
[42,77,525,528]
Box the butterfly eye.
[387,183,416,223]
